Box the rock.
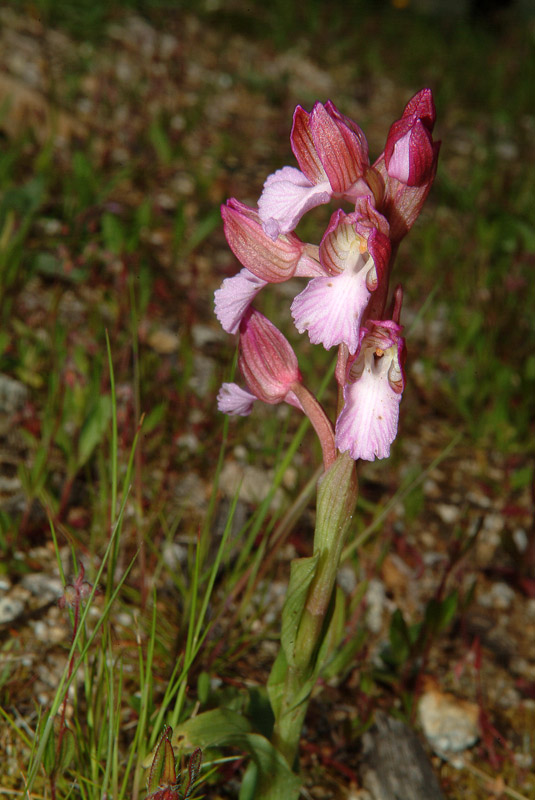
[0,596,25,624]
[0,373,28,414]
[147,327,179,354]
[435,503,461,525]
[418,676,479,763]
[21,573,63,603]
[219,461,285,510]
[360,711,445,800]
[365,579,388,634]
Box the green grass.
[1,1,534,797]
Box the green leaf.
[424,591,458,635]
[246,686,274,740]
[77,395,111,467]
[42,722,56,776]
[148,726,177,793]
[267,554,318,718]
[183,747,202,799]
[266,647,288,720]
[280,555,318,667]
[196,671,211,706]
[168,709,300,800]
[387,609,411,665]
[56,728,75,772]
[170,708,251,752]
[236,733,301,800]
[101,212,125,255]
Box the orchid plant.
[213,89,439,793]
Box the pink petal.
[291,105,329,184]
[214,269,267,334]
[295,244,325,277]
[400,88,436,129]
[385,119,435,186]
[291,270,372,354]
[217,383,256,416]
[310,102,369,193]
[258,166,332,239]
[285,389,304,412]
[335,356,401,461]
[221,199,304,282]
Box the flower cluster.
[215,89,439,463]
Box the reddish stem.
[290,382,336,470]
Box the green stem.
[270,452,358,767]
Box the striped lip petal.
[335,347,402,461]
[214,268,267,334]
[258,166,332,239]
[291,269,372,354]
[222,200,304,282]
[310,102,369,194]
[291,104,329,184]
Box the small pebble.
[418,676,479,761]
[365,579,387,634]
[337,565,357,595]
[21,573,63,602]
[0,596,24,624]
[435,503,460,525]
[512,528,528,553]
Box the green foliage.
[169,709,301,800]
[380,591,459,675]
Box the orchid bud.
[374,89,440,243]
[384,88,437,187]
[238,310,301,404]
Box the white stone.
[435,503,461,525]
[0,596,24,624]
[365,579,387,634]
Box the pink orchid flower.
[335,319,406,461]
[217,382,258,416]
[258,101,370,239]
[384,87,437,186]
[221,199,322,283]
[291,199,391,354]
